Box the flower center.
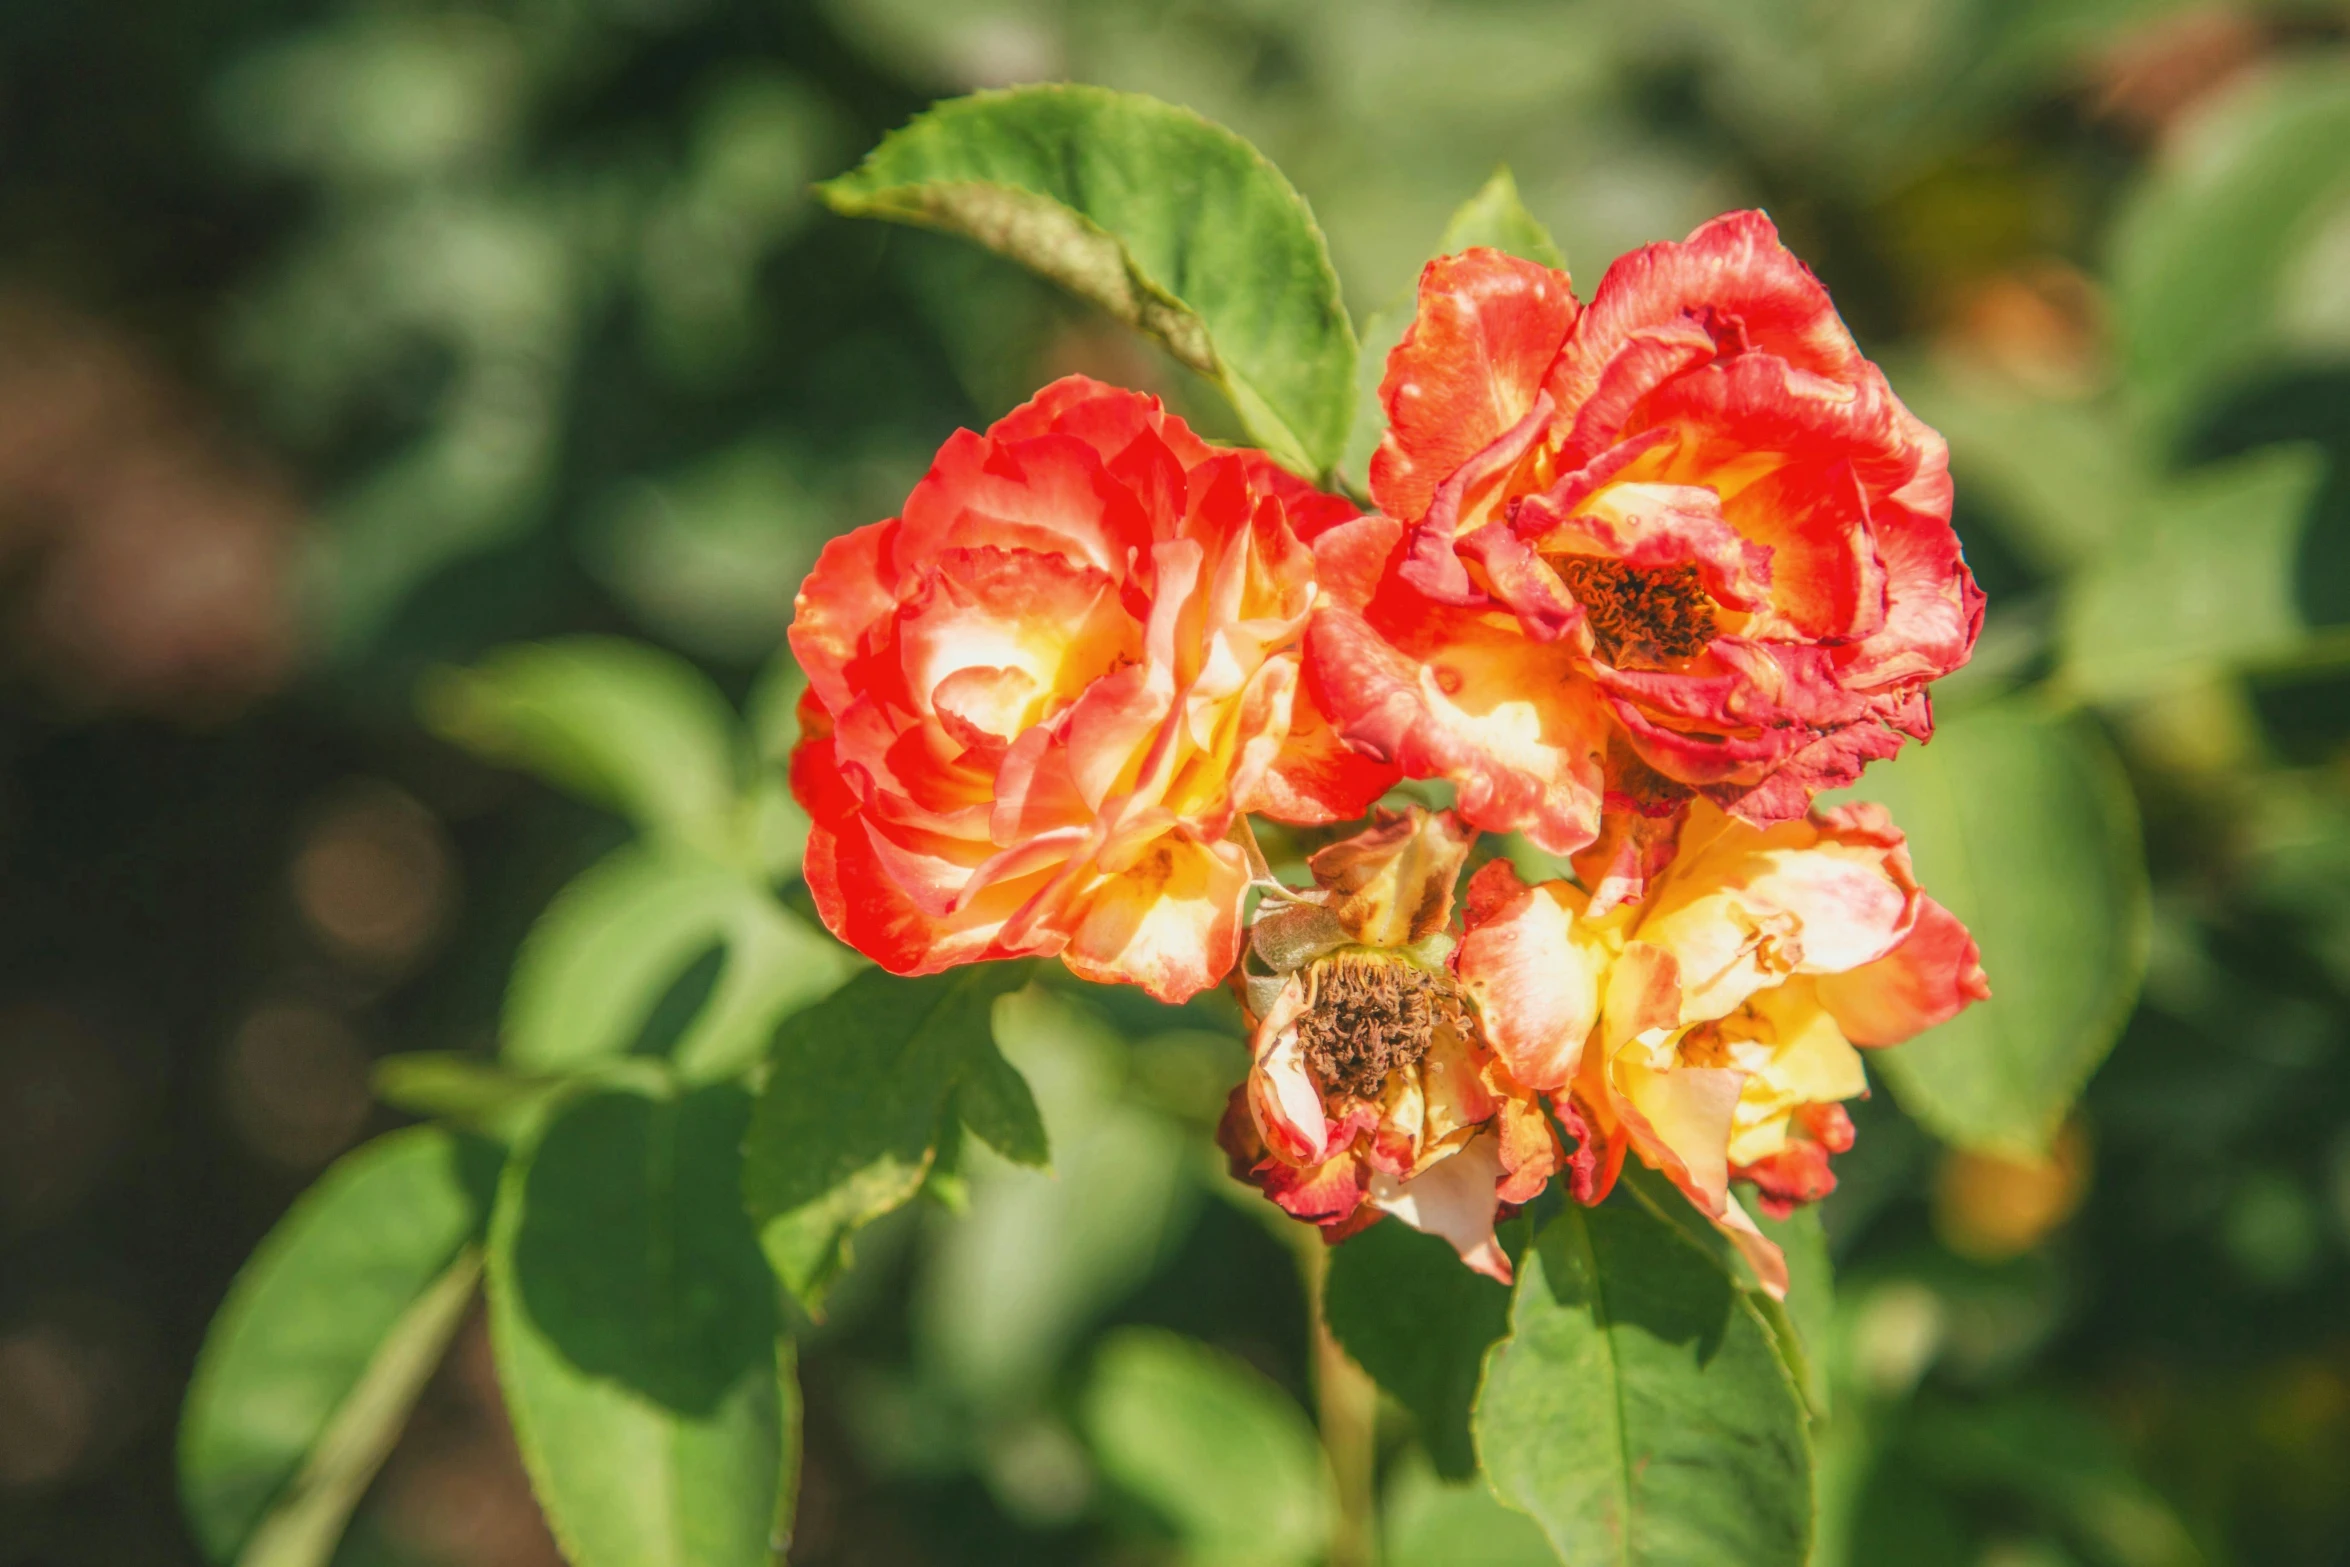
[1296,952,1465,1100]
[1552,556,1717,666]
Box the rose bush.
[1456,797,1989,1285]
[1308,212,1984,889]
[789,376,1392,1002]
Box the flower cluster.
[789,213,1988,1285]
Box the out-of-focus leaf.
[1475,1197,1812,1567]
[1438,165,1565,268]
[914,989,1193,1412]
[2059,444,2328,702]
[1836,704,2149,1156]
[1341,166,1564,496]
[1082,1327,1333,1567]
[819,85,1356,479]
[370,1052,570,1141]
[486,1083,793,1567]
[420,637,741,854]
[1382,1455,1557,1567]
[503,843,852,1082]
[2111,57,2350,437]
[1907,1395,2206,1567]
[181,1128,500,1565]
[1323,1218,1511,1480]
[742,963,1043,1307]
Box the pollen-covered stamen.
[1296,952,1468,1100]
[1552,556,1717,665]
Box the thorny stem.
[1300,1238,1379,1567]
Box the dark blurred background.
[4,3,2350,1565]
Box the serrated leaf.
[1475,1197,1813,1567]
[420,637,742,855]
[1438,166,1564,268]
[820,85,1356,479]
[180,1127,501,1565]
[503,842,852,1082]
[1833,703,2150,1156]
[741,963,1042,1306]
[487,1082,793,1567]
[1082,1328,1333,1567]
[1323,1218,1512,1480]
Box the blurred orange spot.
[291,782,456,972]
[220,1002,372,1169]
[1935,1121,2092,1261]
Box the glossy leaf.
[741,963,1043,1306]
[1475,1198,1813,1567]
[487,1082,794,1567]
[819,85,1356,479]
[1323,1218,1511,1479]
[420,637,742,855]
[2111,57,2350,437]
[1082,1327,1333,1567]
[1837,703,2149,1155]
[503,842,852,1081]
[180,1127,500,1564]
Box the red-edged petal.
[1454,862,1607,1092]
[1815,893,1990,1046]
[1371,249,1579,526]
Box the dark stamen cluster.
[1296,953,1465,1100]
[1554,556,1717,666]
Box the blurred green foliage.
[8,1,2350,1566]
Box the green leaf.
[180,1127,501,1565]
[372,1052,568,1140]
[1382,1456,1558,1567]
[820,85,1356,480]
[741,963,1043,1306]
[914,987,1196,1412]
[1323,1218,1512,1479]
[1475,1198,1813,1567]
[1751,1204,1834,1420]
[2110,57,2350,438]
[1833,703,2150,1155]
[420,637,742,855]
[1906,1396,2205,1567]
[1081,1327,1333,1567]
[2057,444,2329,703]
[486,1082,794,1567]
[1438,166,1565,268]
[504,842,853,1082]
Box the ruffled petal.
[1816,892,1991,1046]
[1454,862,1609,1092]
[1371,249,1580,527]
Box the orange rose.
[788,377,1392,1003]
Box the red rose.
[788,377,1392,1003]
[1309,212,1983,888]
